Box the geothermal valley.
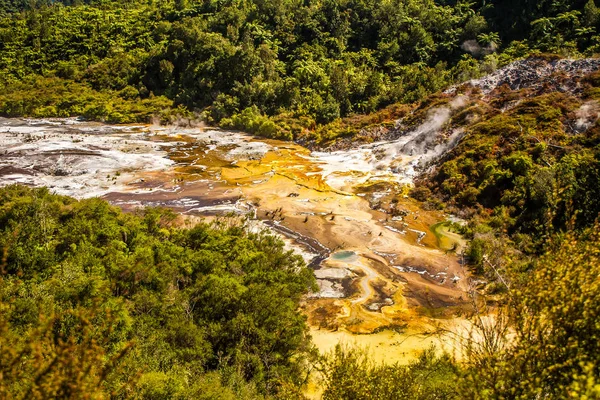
[0,103,474,364]
[4,54,598,364]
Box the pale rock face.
[463,57,600,95]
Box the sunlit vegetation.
[460,225,600,399]
[2,0,600,398]
[0,76,180,123]
[0,185,315,398]
[1,0,599,135]
[319,346,459,399]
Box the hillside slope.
[1,0,599,133]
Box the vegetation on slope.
[1,0,600,136]
[0,185,315,398]
[406,68,599,293]
[459,225,600,399]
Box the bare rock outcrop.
[463,57,600,95]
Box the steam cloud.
[373,95,469,172]
[461,40,498,57]
[574,101,600,133]
[308,95,472,189]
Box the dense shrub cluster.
[0,185,315,398]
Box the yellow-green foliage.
[0,185,315,398]
[320,346,459,400]
[307,103,412,145]
[461,226,600,399]
[220,106,292,140]
[0,76,175,123]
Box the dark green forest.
[1,0,599,136]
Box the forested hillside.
[2,1,600,399]
[413,60,600,273]
[1,0,599,135]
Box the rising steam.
[574,101,600,133]
[374,95,468,169]
[313,95,470,188]
[461,40,498,57]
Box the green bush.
[0,185,316,397]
